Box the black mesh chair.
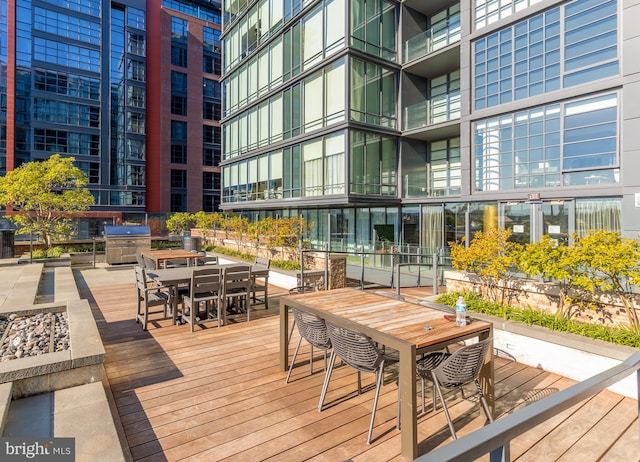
[285,308,331,383]
[416,337,494,440]
[287,285,317,344]
[319,321,399,444]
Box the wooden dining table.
[279,287,493,460]
[141,249,202,269]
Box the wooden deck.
[79,280,639,461]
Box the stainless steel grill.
[104,225,151,264]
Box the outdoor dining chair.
[181,267,222,331]
[134,265,170,330]
[319,321,399,444]
[416,337,494,440]
[250,267,270,310]
[285,308,331,383]
[287,285,318,344]
[220,264,252,324]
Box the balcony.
[404,94,461,131]
[404,17,460,64]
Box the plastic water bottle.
[455,296,467,326]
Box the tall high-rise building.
[220,0,640,253]
[0,0,222,234]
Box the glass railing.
[404,94,460,130]
[404,17,461,63]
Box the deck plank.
[78,274,638,462]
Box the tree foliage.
[452,227,640,329]
[449,227,523,304]
[166,212,197,235]
[166,212,313,261]
[0,154,94,247]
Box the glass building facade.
[1,0,223,224]
[221,0,639,252]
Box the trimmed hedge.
[437,291,640,348]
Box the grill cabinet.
[104,225,151,264]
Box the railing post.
[299,246,305,288]
[432,253,438,296]
[92,238,96,269]
[360,244,365,291]
[390,251,395,288]
[489,444,510,462]
[324,243,329,291]
[396,263,402,299]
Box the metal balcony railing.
[415,350,640,462]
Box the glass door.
[500,200,573,245]
[541,201,571,245]
[501,202,532,245]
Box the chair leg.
[309,345,314,375]
[367,362,385,444]
[285,336,304,383]
[433,375,457,440]
[476,379,494,423]
[189,302,195,333]
[432,383,437,412]
[142,305,148,331]
[318,351,337,412]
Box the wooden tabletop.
[282,287,491,352]
[141,249,201,261]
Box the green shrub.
[31,249,47,259]
[209,246,301,271]
[46,246,64,258]
[437,291,640,348]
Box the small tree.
[449,227,523,304]
[0,154,94,247]
[571,230,640,328]
[519,234,590,318]
[166,212,196,235]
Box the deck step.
[2,382,126,462]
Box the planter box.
[481,312,638,399]
[444,270,634,326]
[70,252,105,265]
[427,277,639,398]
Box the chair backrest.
[134,265,146,292]
[222,264,252,296]
[190,267,221,297]
[325,321,384,373]
[292,308,331,350]
[434,338,492,388]
[254,257,271,268]
[142,254,156,270]
[198,255,219,266]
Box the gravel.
[0,312,70,361]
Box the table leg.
[279,300,290,371]
[398,344,418,460]
[479,327,495,417]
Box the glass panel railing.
[404,94,460,130]
[404,16,461,63]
